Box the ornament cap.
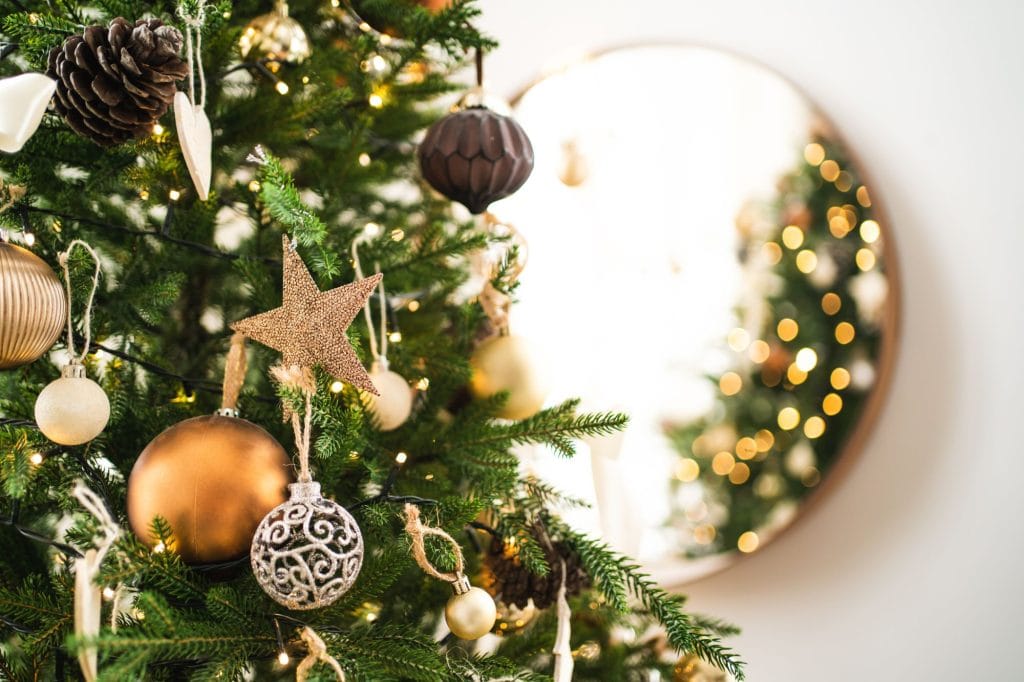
[214,407,240,418]
[288,480,322,502]
[451,573,472,596]
[61,361,87,379]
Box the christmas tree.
[0,1,744,679]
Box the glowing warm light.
[248,180,261,192]
[777,318,799,342]
[835,322,856,344]
[831,367,851,390]
[363,222,382,238]
[168,189,181,201]
[275,81,289,95]
[729,462,751,485]
[368,93,384,108]
[835,171,853,192]
[139,189,150,200]
[803,142,826,166]
[675,458,700,482]
[763,242,782,264]
[856,186,872,207]
[379,34,392,46]
[330,380,344,393]
[860,219,881,243]
[358,152,372,167]
[795,249,817,273]
[370,55,387,72]
[736,437,757,460]
[390,228,405,241]
[102,586,116,600]
[803,416,826,439]
[727,328,750,352]
[278,652,290,666]
[153,541,166,554]
[407,300,420,312]
[754,429,774,452]
[821,292,842,315]
[711,451,735,475]
[23,232,35,247]
[748,340,770,363]
[795,347,818,371]
[28,452,43,466]
[823,393,843,415]
[829,215,851,238]
[693,524,716,545]
[777,407,800,430]
[781,225,804,249]
[359,21,372,31]
[787,364,808,385]
[301,75,310,84]
[856,248,876,271]
[388,331,402,343]
[152,123,164,135]
[737,531,759,553]
[819,159,840,182]
[719,372,742,396]
[416,377,429,390]
[395,452,408,464]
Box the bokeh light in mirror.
[495,45,897,585]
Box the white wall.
[476,1,1024,679]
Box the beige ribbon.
[552,559,574,682]
[270,364,315,481]
[221,332,248,411]
[295,626,346,682]
[403,503,464,583]
[70,481,120,682]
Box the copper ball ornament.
[127,414,292,564]
[0,243,67,369]
[418,106,534,214]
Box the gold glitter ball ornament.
[127,414,292,564]
[231,236,381,394]
[469,334,548,420]
[445,576,497,640]
[34,362,109,445]
[0,242,66,369]
[239,0,311,65]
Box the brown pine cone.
[46,18,189,146]
[484,535,590,609]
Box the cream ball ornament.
[34,362,110,445]
[469,334,548,420]
[445,576,498,640]
[365,359,413,431]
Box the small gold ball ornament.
[364,359,413,431]
[34,361,109,445]
[445,575,497,640]
[0,242,66,369]
[469,334,548,420]
[127,413,292,564]
[239,0,311,65]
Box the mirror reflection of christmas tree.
[666,129,893,557]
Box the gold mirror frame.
[500,43,900,586]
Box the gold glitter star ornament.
[231,236,381,394]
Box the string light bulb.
[23,232,35,247]
[330,380,344,393]
[275,81,289,95]
[277,651,290,666]
[395,452,408,465]
[168,189,181,202]
[28,452,43,466]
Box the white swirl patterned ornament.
[250,481,364,610]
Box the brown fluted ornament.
[418,106,534,214]
[0,243,66,369]
[127,414,292,564]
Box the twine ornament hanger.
[219,331,248,415]
[403,503,465,583]
[351,237,390,367]
[58,240,101,366]
[477,213,528,336]
[271,364,315,482]
[177,1,208,110]
[295,626,346,682]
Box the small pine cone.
[484,536,591,610]
[46,17,189,146]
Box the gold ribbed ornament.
[0,243,67,369]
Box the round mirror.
[497,45,898,584]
